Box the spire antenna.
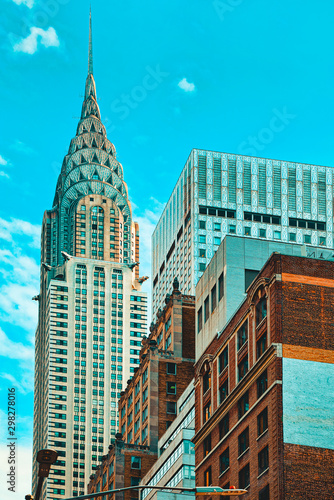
[88,6,93,75]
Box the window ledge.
[257,468,269,479]
[256,429,268,441]
[218,467,230,479]
[237,447,249,460]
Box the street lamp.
[64,485,247,499]
[28,449,58,500]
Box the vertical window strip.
[318,172,326,216]
[273,166,281,209]
[228,159,236,203]
[303,170,311,213]
[213,158,222,201]
[243,161,251,205]
[288,166,296,211]
[198,156,207,199]
[258,164,267,207]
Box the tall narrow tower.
[32,14,147,499]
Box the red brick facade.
[193,254,334,499]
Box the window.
[244,227,251,236]
[245,269,259,291]
[257,369,268,398]
[219,379,228,404]
[239,463,250,489]
[204,296,209,323]
[274,230,281,239]
[131,456,141,470]
[219,346,228,372]
[319,236,326,246]
[258,445,269,475]
[203,402,211,422]
[203,371,211,394]
[197,307,203,333]
[167,363,176,375]
[257,408,268,437]
[199,263,206,272]
[259,484,270,500]
[211,285,217,312]
[167,401,176,414]
[204,466,212,486]
[199,249,206,258]
[131,477,140,486]
[304,234,311,244]
[214,237,221,245]
[238,391,249,419]
[237,321,248,350]
[238,427,249,456]
[167,382,176,395]
[218,272,224,300]
[199,235,206,243]
[256,333,267,359]
[214,222,221,231]
[259,228,266,238]
[229,225,236,234]
[220,447,229,474]
[256,298,267,325]
[238,356,248,382]
[203,434,211,456]
[219,413,229,440]
[199,221,206,229]
[289,232,296,242]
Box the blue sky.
[1,0,334,496]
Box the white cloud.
[0,171,10,179]
[12,0,34,6]
[0,155,8,166]
[14,27,59,55]
[178,77,196,92]
[0,218,40,248]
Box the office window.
[289,232,296,242]
[204,466,212,486]
[199,220,206,229]
[257,408,268,437]
[274,230,281,239]
[167,381,176,395]
[167,363,176,375]
[244,227,251,236]
[199,263,206,272]
[229,225,236,234]
[204,296,209,323]
[304,234,311,244]
[203,371,211,394]
[167,401,176,414]
[199,235,206,243]
[238,391,249,419]
[259,484,270,500]
[257,369,268,398]
[199,249,206,258]
[256,333,267,359]
[131,456,141,470]
[203,434,211,456]
[238,427,249,456]
[239,463,250,489]
[258,445,269,475]
[220,447,229,475]
[319,236,326,246]
[214,237,221,245]
[259,228,266,238]
[238,356,248,382]
[219,379,228,404]
[218,272,224,300]
[219,346,228,372]
[237,321,248,350]
[197,306,203,333]
[131,477,140,486]
[211,285,217,312]
[219,413,229,440]
[214,222,221,231]
[203,402,211,422]
[256,297,267,325]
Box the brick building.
[87,436,157,500]
[119,279,195,451]
[193,253,334,499]
[88,280,196,498]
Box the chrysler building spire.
[88,7,93,75]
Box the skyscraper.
[32,14,147,500]
[152,148,333,317]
